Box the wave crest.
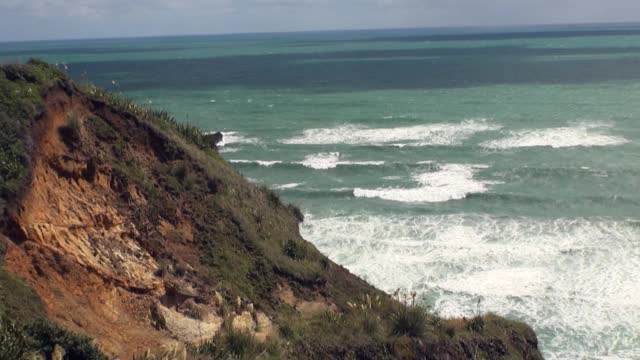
[481,123,629,149]
[281,119,500,146]
[300,152,385,170]
[354,164,496,203]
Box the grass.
[283,238,308,260]
[190,325,282,360]
[0,316,108,360]
[0,239,107,360]
[0,267,46,324]
[0,59,64,204]
[278,308,387,354]
[88,116,118,142]
[0,112,30,199]
[0,236,46,324]
[0,261,105,359]
[81,84,212,152]
[24,320,108,360]
[390,305,429,338]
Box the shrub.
[0,112,29,199]
[25,320,107,360]
[358,312,384,338]
[0,316,30,360]
[288,205,305,223]
[222,327,262,358]
[259,185,280,206]
[279,322,295,339]
[466,316,485,333]
[113,139,126,157]
[0,317,107,360]
[283,239,307,260]
[444,325,456,338]
[390,305,428,338]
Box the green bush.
[390,305,428,338]
[0,112,29,198]
[0,316,30,360]
[0,317,107,360]
[25,320,107,360]
[288,205,305,223]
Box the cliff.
[0,60,543,359]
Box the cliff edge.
[0,60,542,359]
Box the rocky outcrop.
[203,131,223,147]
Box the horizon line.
[1,20,640,45]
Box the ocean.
[2,23,640,359]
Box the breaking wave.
[281,119,500,146]
[354,164,497,203]
[481,122,630,149]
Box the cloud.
[0,0,236,18]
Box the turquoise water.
[3,24,640,359]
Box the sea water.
[3,24,640,359]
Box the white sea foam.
[217,131,259,147]
[354,164,495,203]
[281,119,501,146]
[300,152,385,170]
[229,159,282,167]
[273,183,302,190]
[218,147,239,153]
[301,214,640,359]
[481,123,630,149]
[301,152,340,169]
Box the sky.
[1,0,640,42]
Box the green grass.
[0,112,29,199]
[283,238,308,260]
[0,236,46,324]
[81,84,212,152]
[0,241,106,360]
[88,116,118,142]
[390,305,429,338]
[0,267,46,324]
[191,325,282,360]
[0,59,65,204]
[24,320,108,360]
[0,318,108,360]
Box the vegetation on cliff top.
[0,60,542,359]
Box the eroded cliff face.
[5,86,177,355]
[0,63,543,359]
[2,80,351,357]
